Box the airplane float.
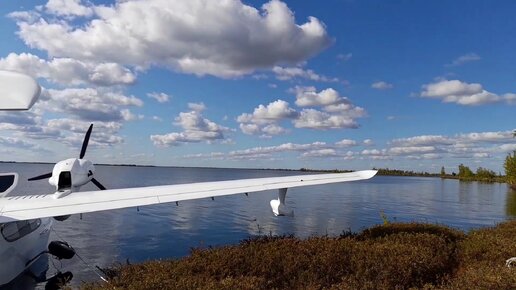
[0,70,377,286]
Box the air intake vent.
[58,171,72,190]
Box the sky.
[0,0,515,173]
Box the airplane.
[0,70,378,286]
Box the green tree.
[504,151,516,188]
[458,164,474,179]
[476,167,496,181]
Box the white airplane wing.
[0,170,377,223]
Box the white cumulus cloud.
[147,92,171,103]
[151,109,230,146]
[388,146,437,155]
[239,87,366,135]
[390,135,453,146]
[228,141,327,160]
[188,102,207,112]
[45,0,94,17]
[0,53,136,86]
[12,0,332,78]
[237,100,298,125]
[291,86,366,129]
[295,87,346,107]
[420,79,516,106]
[301,148,337,158]
[335,139,357,147]
[39,88,143,121]
[294,109,360,129]
[237,100,296,137]
[272,66,337,82]
[46,118,124,147]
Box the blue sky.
[0,0,515,173]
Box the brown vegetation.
[83,221,516,290]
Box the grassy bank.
[84,221,516,289]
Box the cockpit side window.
[0,173,18,197]
[1,219,42,242]
[0,175,15,192]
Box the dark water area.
[1,163,515,288]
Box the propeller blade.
[91,178,106,190]
[28,172,52,181]
[79,124,93,159]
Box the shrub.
[476,167,497,181]
[441,221,516,289]
[83,221,516,290]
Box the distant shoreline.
[0,161,510,184]
[0,160,363,172]
[0,161,420,175]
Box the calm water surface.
[1,163,515,288]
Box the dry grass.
[82,221,516,290]
[439,221,516,290]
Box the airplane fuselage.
[0,218,52,285]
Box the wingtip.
[357,169,378,179]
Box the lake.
[1,162,515,288]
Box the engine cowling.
[49,158,95,191]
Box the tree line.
[505,150,516,189]
[442,164,504,183]
[438,150,516,187]
[374,168,440,177]
[370,150,516,188]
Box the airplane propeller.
[28,124,106,191]
[90,176,106,190]
[80,123,92,159]
[27,172,52,181]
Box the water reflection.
[0,255,47,290]
[506,187,516,216]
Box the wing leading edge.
[0,170,377,223]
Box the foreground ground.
[83,221,516,289]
